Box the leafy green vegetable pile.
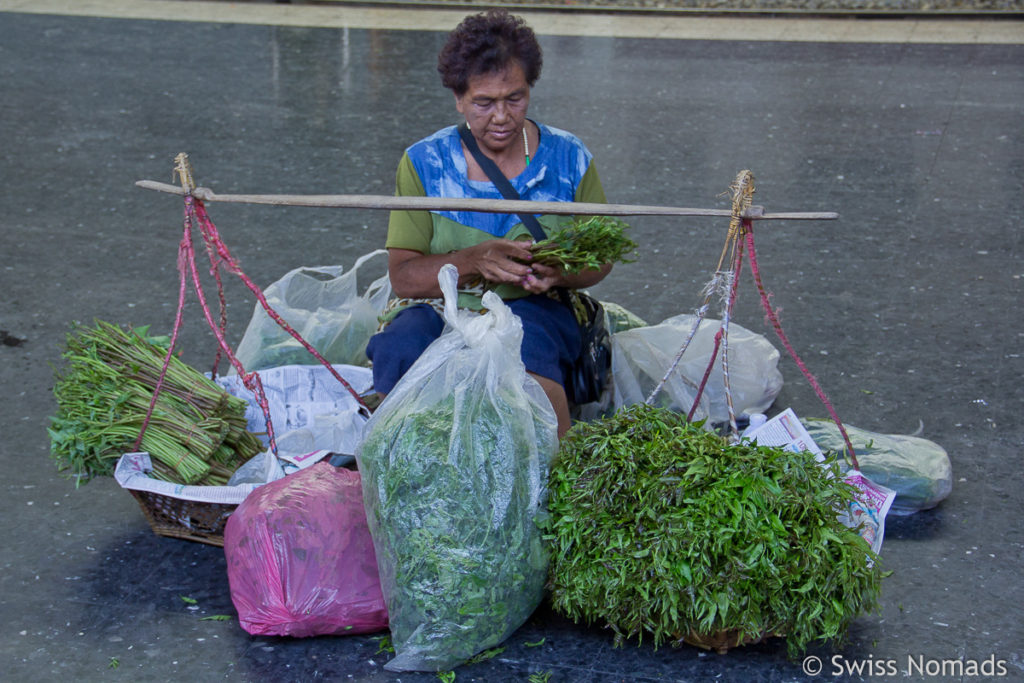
[358,392,553,672]
[530,215,638,274]
[545,403,885,657]
[49,320,263,486]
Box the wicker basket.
[680,628,779,654]
[129,489,237,547]
[116,452,260,547]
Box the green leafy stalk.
[530,216,638,274]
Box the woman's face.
[455,60,530,156]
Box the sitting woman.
[366,9,611,437]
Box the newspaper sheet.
[743,408,896,556]
[215,363,373,457]
[742,407,824,460]
[837,470,896,556]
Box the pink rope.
[687,328,722,423]
[130,204,193,453]
[133,192,376,458]
[717,238,746,435]
[190,200,368,411]
[181,196,279,453]
[200,223,229,380]
[133,195,280,454]
[743,220,859,469]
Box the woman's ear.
[454,92,466,117]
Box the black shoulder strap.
[457,123,547,243]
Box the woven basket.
[129,489,236,547]
[681,628,778,654]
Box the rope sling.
[646,170,860,469]
[131,154,368,457]
[135,156,858,468]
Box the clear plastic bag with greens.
[803,418,953,515]
[233,249,390,371]
[611,313,783,424]
[356,264,558,672]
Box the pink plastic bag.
[224,461,388,637]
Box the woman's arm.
[388,240,538,298]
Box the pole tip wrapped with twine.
[174,153,196,194]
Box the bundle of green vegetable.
[49,320,263,486]
[530,215,638,274]
[545,403,885,658]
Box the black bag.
[457,124,612,405]
[562,289,612,405]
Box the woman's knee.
[366,305,444,393]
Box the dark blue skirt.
[366,295,582,396]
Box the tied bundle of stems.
[49,320,263,487]
[529,216,638,274]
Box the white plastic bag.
[356,264,558,672]
[612,314,783,424]
[225,449,288,487]
[233,250,391,371]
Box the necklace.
[523,124,531,166]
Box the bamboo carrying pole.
[135,179,838,222]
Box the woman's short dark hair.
[437,9,543,96]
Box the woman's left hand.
[520,261,614,294]
[519,262,562,293]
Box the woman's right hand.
[466,239,535,287]
[387,240,535,298]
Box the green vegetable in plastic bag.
[233,251,390,371]
[803,418,952,515]
[356,265,558,672]
[601,301,647,335]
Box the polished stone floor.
[1,4,1022,682]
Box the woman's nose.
[492,101,510,122]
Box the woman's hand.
[468,239,535,286]
[519,261,561,293]
[388,242,613,298]
[521,261,613,294]
[388,240,535,298]
[473,241,612,293]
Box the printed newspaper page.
[215,364,372,441]
[114,452,262,505]
[743,409,896,555]
[742,408,824,459]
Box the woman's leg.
[365,304,444,396]
[508,294,581,437]
[529,372,572,438]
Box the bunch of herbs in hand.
[529,215,637,275]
